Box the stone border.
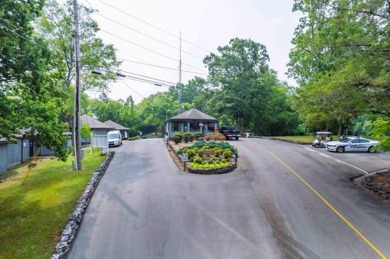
[187,162,237,174]
[51,152,115,259]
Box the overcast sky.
[81,0,302,103]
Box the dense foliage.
[0,0,68,159]
[2,0,388,157]
[0,0,121,160]
[288,0,390,149]
[204,38,298,135]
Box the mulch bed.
[353,169,390,204]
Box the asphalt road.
[68,138,390,259]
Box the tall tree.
[0,0,68,159]
[204,38,270,130]
[137,93,177,135]
[289,0,390,135]
[204,38,295,135]
[36,0,121,92]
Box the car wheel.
[235,137,239,140]
[368,146,374,153]
[336,146,344,153]
[315,143,320,148]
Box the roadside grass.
[276,135,313,144]
[0,151,105,259]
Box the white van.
[107,130,122,147]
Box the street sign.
[181,154,188,162]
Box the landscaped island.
[169,132,238,174]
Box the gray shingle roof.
[168,108,217,121]
[104,120,129,130]
[80,115,114,130]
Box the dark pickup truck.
[219,126,240,140]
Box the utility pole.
[73,0,82,170]
[178,31,182,114]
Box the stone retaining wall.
[187,162,237,174]
[51,152,115,259]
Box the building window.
[189,121,199,132]
[173,122,179,131]
[207,122,215,132]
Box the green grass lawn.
[275,135,314,144]
[0,151,106,259]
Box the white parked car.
[326,137,379,153]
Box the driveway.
[68,138,390,258]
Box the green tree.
[289,0,390,137]
[0,0,68,160]
[80,123,91,138]
[204,38,270,130]
[120,96,143,136]
[36,0,121,92]
[137,93,177,135]
[204,38,295,135]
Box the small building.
[165,108,218,138]
[104,120,129,139]
[80,115,114,143]
[0,132,72,174]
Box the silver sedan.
[326,137,379,153]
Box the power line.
[95,0,212,53]
[95,12,204,61]
[100,29,205,72]
[120,80,146,99]
[121,71,175,85]
[123,75,172,86]
[94,69,174,86]
[0,21,33,43]
[118,58,208,76]
[0,20,69,64]
[100,29,178,62]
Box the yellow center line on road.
[260,144,386,259]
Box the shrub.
[183,132,191,143]
[223,150,233,159]
[202,147,213,157]
[186,149,195,158]
[193,157,203,164]
[204,134,213,141]
[214,149,221,157]
[189,135,194,142]
[215,133,226,141]
[172,132,182,144]
[194,132,203,139]
[198,149,204,156]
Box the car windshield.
[340,138,351,143]
[108,133,119,139]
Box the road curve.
[68,138,390,258]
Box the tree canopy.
[289,0,390,136]
[204,38,297,135]
[0,0,68,159]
